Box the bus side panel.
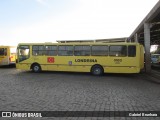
[0,56,9,65]
[46,65,91,72]
[45,56,92,72]
[26,55,141,73]
[103,67,140,73]
[45,56,140,73]
[104,57,140,73]
[16,63,31,70]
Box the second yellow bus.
[0,46,16,66]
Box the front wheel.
[91,65,104,76]
[32,64,41,73]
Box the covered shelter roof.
[57,37,128,43]
[129,1,160,45]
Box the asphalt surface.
[0,66,160,120]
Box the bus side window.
[109,45,127,57]
[33,51,38,56]
[74,45,90,56]
[32,45,44,56]
[0,48,7,56]
[128,46,136,57]
[58,46,73,56]
[92,45,108,56]
[74,51,80,56]
[45,45,57,56]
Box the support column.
[144,23,151,73]
[134,33,138,42]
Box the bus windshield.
[0,48,7,56]
[18,46,30,62]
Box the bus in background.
[0,46,16,66]
[16,42,144,75]
[151,54,160,67]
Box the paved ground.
[152,66,160,72]
[0,66,160,120]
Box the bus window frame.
[32,45,45,56]
[45,45,58,56]
[128,45,136,57]
[0,48,7,56]
[74,45,91,56]
[109,45,127,57]
[91,45,108,56]
[58,45,74,56]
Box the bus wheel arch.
[91,64,104,76]
[31,63,41,73]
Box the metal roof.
[129,1,160,45]
[57,37,128,43]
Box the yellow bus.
[0,46,16,66]
[16,42,144,75]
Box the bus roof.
[0,46,16,48]
[18,42,140,46]
[57,37,128,43]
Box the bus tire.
[91,65,104,76]
[31,64,41,73]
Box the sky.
[0,0,159,46]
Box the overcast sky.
[0,0,159,46]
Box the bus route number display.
[114,59,122,64]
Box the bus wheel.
[32,64,41,73]
[91,65,104,76]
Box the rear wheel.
[91,65,104,76]
[32,64,41,73]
